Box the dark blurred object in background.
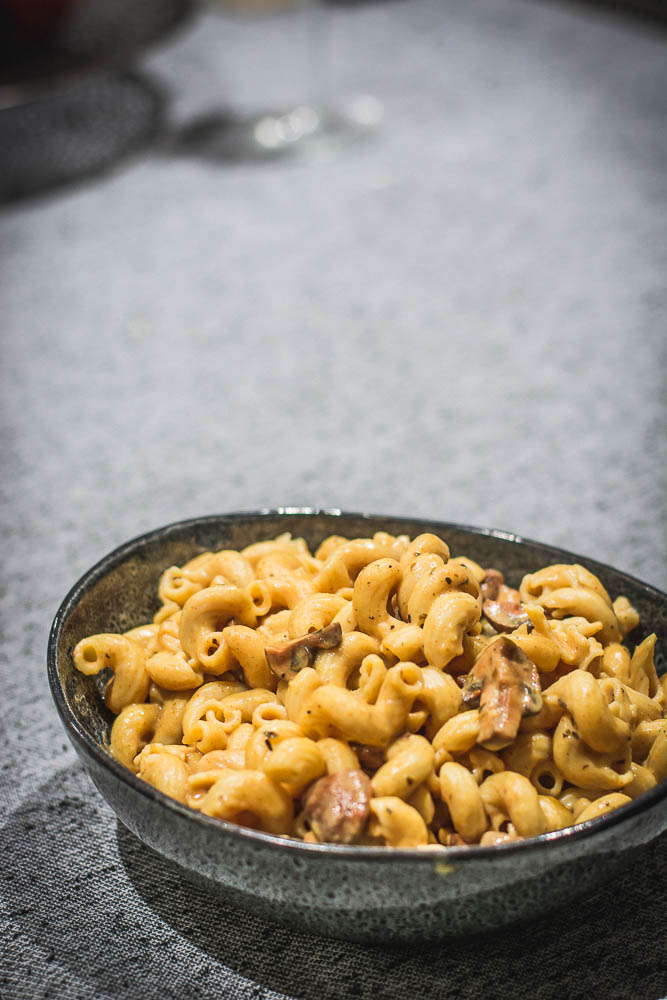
[0,0,192,93]
[557,0,667,24]
[325,0,667,23]
[0,0,79,37]
[0,0,81,88]
[0,72,164,202]
[0,0,193,202]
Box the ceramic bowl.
[47,509,667,943]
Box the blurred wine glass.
[184,0,382,161]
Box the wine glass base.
[168,95,382,163]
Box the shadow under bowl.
[47,509,667,943]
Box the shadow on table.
[1,767,666,1000]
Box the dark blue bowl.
[47,509,667,942]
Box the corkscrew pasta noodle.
[72,530,666,848]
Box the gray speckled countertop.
[1,1,666,997]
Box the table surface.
[1,1,666,998]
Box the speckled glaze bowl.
[48,510,667,943]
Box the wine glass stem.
[305,0,331,110]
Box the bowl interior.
[50,509,667,814]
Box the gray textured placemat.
[1,0,666,996]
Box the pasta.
[73,530,666,848]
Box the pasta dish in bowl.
[48,510,667,940]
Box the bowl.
[47,509,667,942]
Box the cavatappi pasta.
[73,531,666,848]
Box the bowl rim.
[47,507,667,864]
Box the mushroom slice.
[352,744,386,774]
[462,637,542,751]
[482,571,529,633]
[481,569,505,601]
[483,597,530,633]
[301,768,372,844]
[265,622,343,682]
